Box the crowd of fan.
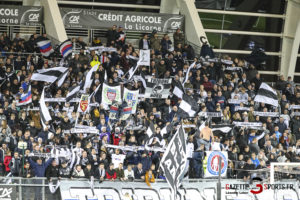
[0,25,300,185]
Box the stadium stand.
[0,0,300,200]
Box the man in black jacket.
[106,25,117,46]
[59,160,71,178]
[46,159,59,182]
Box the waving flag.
[254,82,278,107]
[59,39,73,58]
[31,67,68,83]
[40,88,52,129]
[37,40,54,57]
[17,85,32,106]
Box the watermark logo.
[225,176,295,195]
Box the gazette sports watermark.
[225,177,294,195]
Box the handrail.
[204,29,283,37]
[197,9,285,19]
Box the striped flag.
[31,67,68,83]
[39,88,52,129]
[66,85,80,102]
[182,61,196,85]
[160,125,187,200]
[178,94,199,118]
[37,39,54,57]
[83,64,99,92]
[59,39,73,58]
[254,82,278,107]
[56,70,68,87]
[17,85,32,106]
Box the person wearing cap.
[59,160,71,178]
[150,31,161,52]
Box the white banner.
[233,121,262,127]
[228,99,248,105]
[234,106,250,112]
[198,112,223,118]
[204,151,228,178]
[138,49,150,66]
[289,105,300,110]
[101,83,121,105]
[253,111,279,117]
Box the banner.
[234,106,250,112]
[109,103,119,120]
[138,50,150,66]
[78,94,89,113]
[101,83,121,105]
[233,121,262,127]
[253,111,279,117]
[123,88,139,113]
[160,126,187,200]
[204,151,228,178]
[0,5,43,26]
[60,8,184,32]
[144,78,171,99]
[228,99,248,105]
[198,112,223,118]
[289,105,300,110]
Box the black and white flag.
[145,78,172,99]
[56,69,68,87]
[83,64,99,92]
[178,94,199,118]
[145,122,155,146]
[66,85,81,102]
[39,88,52,129]
[31,67,68,83]
[160,125,187,200]
[254,82,278,107]
[182,62,196,85]
[128,63,139,80]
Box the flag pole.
[217,156,222,200]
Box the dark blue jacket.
[141,156,151,172]
[28,158,53,177]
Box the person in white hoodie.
[124,164,135,181]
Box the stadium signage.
[59,180,300,200]
[0,185,16,200]
[60,8,184,32]
[0,5,43,26]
